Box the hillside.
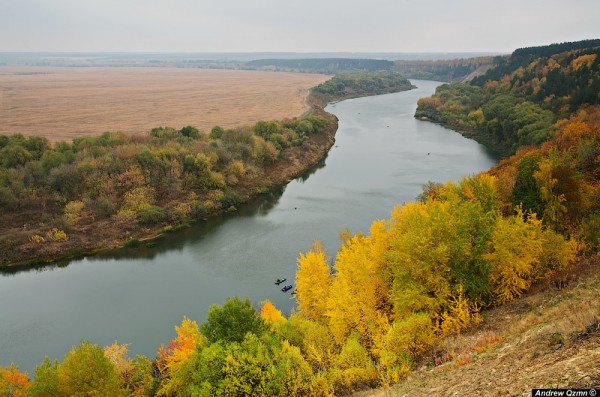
[394,57,495,83]
[415,39,600,156]
[354,254,600,396]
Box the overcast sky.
[1,0,599,53]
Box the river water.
[0,80,498,372]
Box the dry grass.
[0,67,331,143]
[354,254,600,396]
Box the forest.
[394,56,495,82]
[244,58,394,73]
[311,72,414,104]
[416,41,600,155]
[3,105,597,395]
[0,71,415,267]
[1,42,599,396]
[0,115,337,267]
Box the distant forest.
[416,39,600,155]
[245,58,394,73]
[311,72,414,104]
[394,57,495,82]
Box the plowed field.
[0,67,330,143]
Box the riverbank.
[0,74,416,269]
[0,115,337,268]
[0,79,501,374]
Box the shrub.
[137,205,167,225]
[46,228,68,242]
[30,235,46,244]
[63,200,85,226]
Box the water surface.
[0,80,497,372]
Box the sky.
[1,0,599,53]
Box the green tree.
[57,340,123,397]
[29,357,59,397]
[200,297,265,344]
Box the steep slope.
[415,40,600,156]
[354,254,600,396]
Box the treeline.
[245,58,394,73]
[311,72,414,104]
[0,69,418,266]
[394,56,495,82]
[0,114,336,266]
[5,109,597,396]
[415,40,600,155]
[472,39,600,86]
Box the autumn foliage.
[6,108,597,397]
[4,41,599,396]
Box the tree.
[104,342,133,389]
[29,357,59,397]
[0,363,30,397]
[326,222,391,348]
[200,297,265,344]
[295,241,332,322]
[180,126,201,139]
[57,340,123,397]
[379,313,436,370]
[0,144,33,168]
[260,300,285,326]
[157,317,203,396]
[330,334,378,395]
[253,120,283,140]
[484,212,544,305]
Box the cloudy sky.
[1,0,599,53]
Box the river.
[0,80,498,372]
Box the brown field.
[0,67,331,143]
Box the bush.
[46,228,68,242]
[63,200,85,226]
[137,205,167,225]
[218,190,241,210]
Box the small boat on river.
[275,278,286,285]
[281,285,293,292]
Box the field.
[0,67,331,143]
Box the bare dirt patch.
[0,67,330,143]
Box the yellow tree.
[104,342,133,389]
[156,317,203,396]
[260,300,285,327]
[484,211,544,305]
[57,341,123,397]
[377,313,436,385]
[534,157,567,231]
[326,221,392,349]
[295,241,331,322]
[386,202,455,318]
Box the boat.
[281,285,293,292]
[275,278,286,285]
